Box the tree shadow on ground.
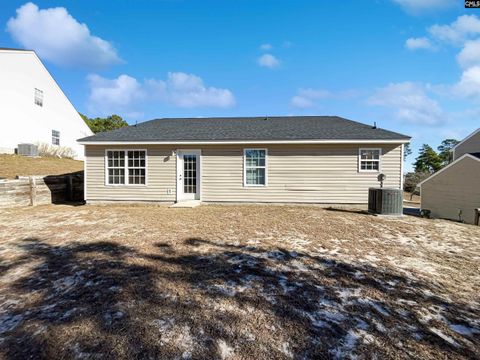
[0,237,478,359]
[324,207,371,216]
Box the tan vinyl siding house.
[421,154,480,224]
[420,128,480,225]
[84,143,403,204]
[79,116,410,205]
[453,128,480,160]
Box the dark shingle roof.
[78,116,410,143]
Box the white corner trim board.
[400,143,404,190]
[419,153,480,186]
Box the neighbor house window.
[359,148,381,172]
[34,88,43,106]
[244,148,267,186]
[52,130,60,145]
[106,150,146,185]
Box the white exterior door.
[176,150,201,201]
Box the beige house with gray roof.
[78,116,410,205]
[421,128,480,225]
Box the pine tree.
[437,139,459,165]
[413,144,443,173]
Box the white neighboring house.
[0,48,93,160]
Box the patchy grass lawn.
[0,154,83,179]
[403,192,420,208]
[0,204,479,359]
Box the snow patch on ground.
[449,324,480,336]
[0,313,23,334]
[330,329,360,358]
[177,325,194,359]
[429,327,459,347]
[217,339,234,359]
[361,300,390,317]
[281,342,293,358]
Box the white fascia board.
[419,153,480,187]
[78,139,410,145]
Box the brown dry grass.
[0,154,83,179]
[0,204,479,359]
[403,192,420,205]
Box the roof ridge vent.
[372,121,377,129]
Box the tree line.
[404,139,459,196]
[80,113,129,134]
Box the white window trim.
[104,149,148,186]
[243,148,268,187]
[358,148,382,173]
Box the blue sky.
[1,0,479,168]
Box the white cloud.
[428,15,480,45]
[258,54,280,68]
[290,88,330,108]
[260,43,273,51]
[368,82,445,125]
[147,72,236,108]
[405,37,434,50]
[406,14,480,104]
[6,2,121,68]
[453,66,480,98]
[457,39,480,69]
[290,96,315,108]
[87,72,235,116]
[392,0,455,14]
[298,88,331,99]
[87,74,145,116]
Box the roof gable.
[78,116,410,144]
[453,128,480,150]
[420,153,480,186]
[452,128,480,159]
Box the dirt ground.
[0,204,479,359]
[0,154,83,179]
[403,192,420,205]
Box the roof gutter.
[78,139,410,145]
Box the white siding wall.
[85,143,403,204]
[0,49,93,159]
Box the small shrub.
[36,143,77,159]
[404,172,429,195]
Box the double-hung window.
[127,150,146,184]
[106,150,146,185]
[52,130,60,145]
[359,148,381,172]
[244,148,267,186]
[34,88,43,107]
